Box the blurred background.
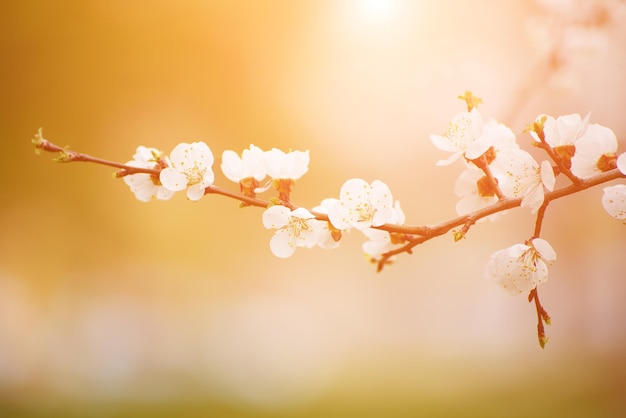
[2,0,626,416]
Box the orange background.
[2,1,626,416]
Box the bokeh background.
[2,0,626,416]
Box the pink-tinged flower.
[602,184,626,220]
[262,205,325,258]
[328,179,394,231]
[570,124,618,178]
[123,146,175,202]
[160,142,215,201]
[485,238,557,295]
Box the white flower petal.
[531,238,557,262]
[262,205,291,229]
[540,160,556,191]
[186,184,206,201]
[159,167,188,191]
[221,150,245,182]
[617,153,626,175]
[370,180,393,207]
[269,229,297,258]
[602,184,626,220]
[486,240,556,295]
[571,124,618,178]
[264,148,309,180]
[429,134,460,153]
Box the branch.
[376,169,624,270]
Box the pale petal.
[201,169,215,187]
[602,185,626,220]
[464,139,492,160]
[507,243,530,258]
[242,145,268,181]
[221,150,244,182]
[533,260,549,287]
[369,180,393,208]
[314,220,341,249]
[155,187,175,201]
[531,238,557,262]
[389,201,405,225]
[481,119,517,149]
[371,207,393,227]
[435,151,463,166]
[124,173,154,202]
[312,198,339,214]
[186,184,206,201]
[133,146,160,163]
[171,142,214,170]
[263,148,286,178]
[485,248,525,296]
[291,207,315,220]
[571,124,618,178]
[262,205,290,229]
[159,167,188,191]
[617,153,626,175]
[540,160,556,191]
[327,202,352,230]
[430,134,459,153]
[543,113,588,147]
[295,225,320,249]
[283,150,310,179]
[340,178,369,203]
[362,229,391,258]
[269,230,296,258]
[456,194,496,216]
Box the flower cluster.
[32,91,625,348]
[431,93,625,298]
[122,142,215,202]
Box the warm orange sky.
[2,1,626,416]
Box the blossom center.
[285,216,309,238]
[354,201,375,223]
[183,163,206,185]
[518,248,539,273]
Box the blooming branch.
[31,92,626,348]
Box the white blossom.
[485,238,557,295]
[160,142,215,201]
[530,113,590,148]
[618,153,626,175]
[454,166,501,219]
[264,148,310,180]
[221,145,267,183]
[262,205,325,258]
[361,201,406,259]
[328,179,394,231]
[430,108,492,166]
[495,149,555,213]
[311,198,342,249]
[602,184,626,220]
[570,124,618,178]
[123,146,175,202]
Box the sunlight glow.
[358,0,401,24]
